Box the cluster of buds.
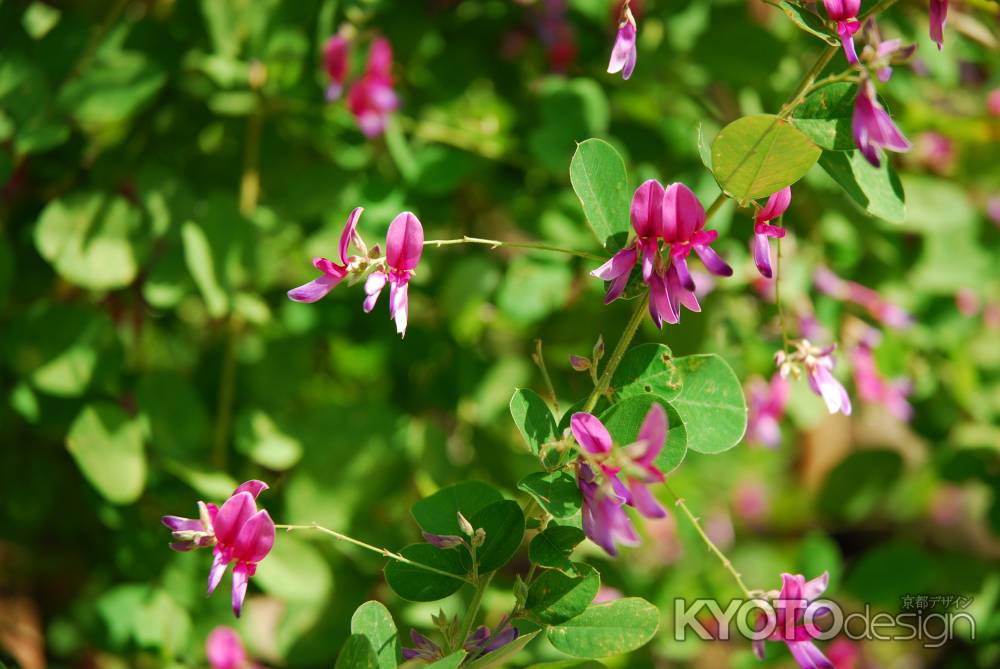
[775,340,852,416]
[403,615,519,662]
[422,512,486,552]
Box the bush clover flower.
[753,572,834,669]
[746,374,790,448]
[322,33,350,102]
[346,37,399,137]
[821,0,862,64]
[362,211,424,337]
[776,340,852,416]
[607,1,637,80]
[929,0,948,49]
[751,187,791,279]
[852,76,911,168]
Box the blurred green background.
[1,0,999,667]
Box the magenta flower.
[607,6,637,80]
[929,0,948,49]
[161,480,275,617]
[323,34,350,102]
[746,374,790,448]
[752,187,791,279]
[754,572,833,669]
[363,211,423,337]
[590,179,664,302]
[814,266,913,329]
[852,76,910,168]
[288,207,365,303]
[571,404,668,555]
[206,627,248,669]
[346,37,399,137]
[859,20,916,83]
[852,343,912,421]
[777,340,852,416]
[988,88,1000,117]
[822,0,862,63]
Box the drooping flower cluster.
[402,618,519,663]
[161,480,275,617]
[776,340,852,416]
[753,572,834,669]
[821,0,862,64]
[751,187,791,279]
[607,0,638,80]
[571,404,668,555]
[746,374,790,448]
[814,266,913,329]
[592,180,731,327]
[321,32,399,137]
[288,208,424,337]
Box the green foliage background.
[1,0,999,667]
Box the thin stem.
[779,45,838,119]
[275,523,474,584]
[665,483,753,599]
[774,227,791,353]
[455,572,493,651]
[705,193,728,222]
[801,70,860,98]
[582,296,648,413]
[533,339,560,414]
[424,236,604,261]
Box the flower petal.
[231,563,250,618]
[752,233,773,278]
[287,273,343,303]
[636,403,667,465]
[339,207,365,265]
[233,480,269,499]
[629,480,667,518]
[757,187,792,224]
[570,412,613,454]
[630,179,665,238]
[363,271,388,313]
[607,22,637,78]
[214,491,257,547]
[661,183,705,242]
[231,510,276,564]
[591,246,638,281]
[386,212,424,271]
[208,550,229,595]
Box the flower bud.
[593,335,605,362]
[422,532,464,549]
[569,354,591,371]
[457,512,474,536]
[472,528,486,548]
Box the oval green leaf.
[384,544,467,602]
[611,343,680,402]
[526,563,600,624]
[529,525,586,573]
[510,388,559,456]
[569,139,630,251]
[818,150,906,223]
[335,634,378,669]
[412,481,504,536]
[790,83,858,151]
[470,500,525,573]
[546,598,660,658]
[351,601,399,669]
[66,402,146,505]
[667,354,747,454]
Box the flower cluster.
[753,572,833,669]
[288,208,424,337]
[161,480,275,617]
[571,404,668,555]
[322,32,399,137]
[776,340,852,416]
[592,180,731,327]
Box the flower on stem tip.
[607,2,637,80]
[753,572,833,669]
[821,0,862,64]
[322,33,350,101]
[776,340,852,416]
[751,187,790,279]
[852,76,911,168]
[591,180,731,328]
[161,480,275,617]
[571,404,668,556]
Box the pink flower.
[206,627,247,669]
[346,37,399,137]
[777,340,852,416]
[852,76,910,168]
[746,374,790,447]
[287,207,365,303]
[814,266,913,329]
[859,19,916,83]
[162,481,275,617]
[988,88,1000,117]
[754,572,833,669]
[607,5,637,80]
[822,0,862,63]
[571,404,668,555]
[826,638,860,669]
[363,211,424,337]
[929,0,948,49]
[591,181,731,328]
[323,34,350,101]
[752,187,791,279]
[913,131,955,174]
[852,343,912,421]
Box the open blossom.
[571,404,667,555]
[161,481,275,617]
[859,19,916,83]
[287,207,366,304]
[777,340,852,416]
[754,572,833,669]
[822,0,861,63]
[852,76,911,168]
[752,187,790,279]
[814,266,913,329]
[929,0,948,49]
[852,342,912,421]
[322,34,350,101]
[346,37,399,137]
[607,2,637,80]
[363,212,423,337]
[591,181,731,328]
[746,374,790,447]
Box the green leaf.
[818,150,906,223]
[569,138,630,250]
[529,525,585,573]
[667,355,747,454]
[182,220,229,317]
[66,403,146,505]
[510,389,559,456]
[526,662,606,669]
[384,544,467,602]
[696,122,715,170]
[599,395,687,474]
[336,634,378,669]
[546,598,660,658]
[711,114,821,203]
[411,481,504,536]
[466,630,540,669]
[775,1,840,45]
[791,83,858,151]
[427,651,466,669]
[611,343,680,402]
[470,500,525,572]
[351,601,399,669]
[59,51,166,129]
[34,192,141,291]
[526,563,600,624]
[518,472,582,519]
